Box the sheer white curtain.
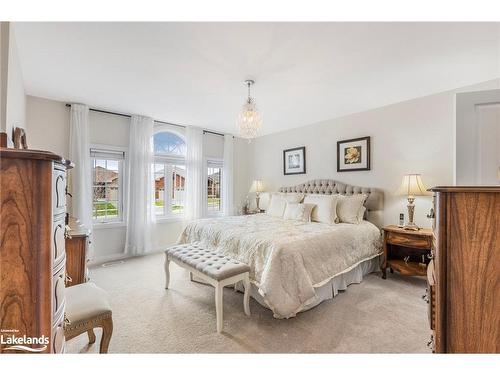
[69,104,92,230]
[222,134,234,216]
[125,115,155,256]
[185,126,204,220]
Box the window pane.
[92,156,122,222]
[172,165,185,214]
[154,132,186,156]
[207,165,222,212]
[154,163,165,216]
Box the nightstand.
[381,225,433,279]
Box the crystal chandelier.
[237,79,262,141]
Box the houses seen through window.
[91,148,125,222]
[154,131,186,217]
[207,160,222,213]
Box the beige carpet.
[66,252,431,353]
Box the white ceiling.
[14,22,500,136]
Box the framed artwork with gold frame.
[337,136,370,172]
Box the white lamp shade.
[249,179,264,193]
[397,174,430,197]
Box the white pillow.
[284,193,304,204]
[357,206,367,223]
[275,192,304,204]
[259,192,271,210]
[337,194,367,224]
[303,194,339,225]
[283,203,315,222]
[266,194,287,217]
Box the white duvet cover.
[178,214,382,318]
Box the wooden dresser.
[428,186,500,353]
[0,148,71,354]
[65,217,91,287]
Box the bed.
[178,179,384,319]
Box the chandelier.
[237,79,262,141]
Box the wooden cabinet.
[382,225,433,279]
[65,217,91,287]
[430,186,500,353]
[0,148,71,354]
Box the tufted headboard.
[278,179,384,227]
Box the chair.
[64,282,113,353]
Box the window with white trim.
[91,148,125,223]
[206,159,223,214]
[153,131,186,217]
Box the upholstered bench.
[64,282,113,353]
[164,242,251,333]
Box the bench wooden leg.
[215,283,224,333]
[243,273,251,316]
[87,329,96,344]
[99,317,113,354]
[164,254,170,289]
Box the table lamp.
[249,179,264,211]
[397,174,429,231]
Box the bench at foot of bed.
[164,242,251,333]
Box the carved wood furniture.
[429,186,500,353]
[65,217,91,287]
[0,148,71,353]
[164,242,251,333]
[64,282,113,353]
[381,225,433,279]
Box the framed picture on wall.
[337,136,371,172]
[283,146,306,175]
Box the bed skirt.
[235,255,381,316]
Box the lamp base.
[405,197,419,231]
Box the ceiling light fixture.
[237,79,262,141]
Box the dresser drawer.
[53,262,66,318]
[386,231,431,248]
[52,168,66,215]
[52,218,66,267]
[51,313,65,354]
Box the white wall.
[27,95,250,263]
[455,88,500,185]
[247,79,500,229]
[0,22,26,145]
[27,96,70,155]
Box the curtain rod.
[65,103,228,137]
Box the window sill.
[156,216,185,224]
[93,221,127,229]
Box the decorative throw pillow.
[266,194,287,217]
[337,194,367,224]
[283,203,315,222]
[302,194,339,225]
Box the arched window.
[154,131,186,156]
[153,130,186,217]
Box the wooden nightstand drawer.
[386,231,431,248]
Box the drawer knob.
[422,289,429,303]
[427,335,434,349]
